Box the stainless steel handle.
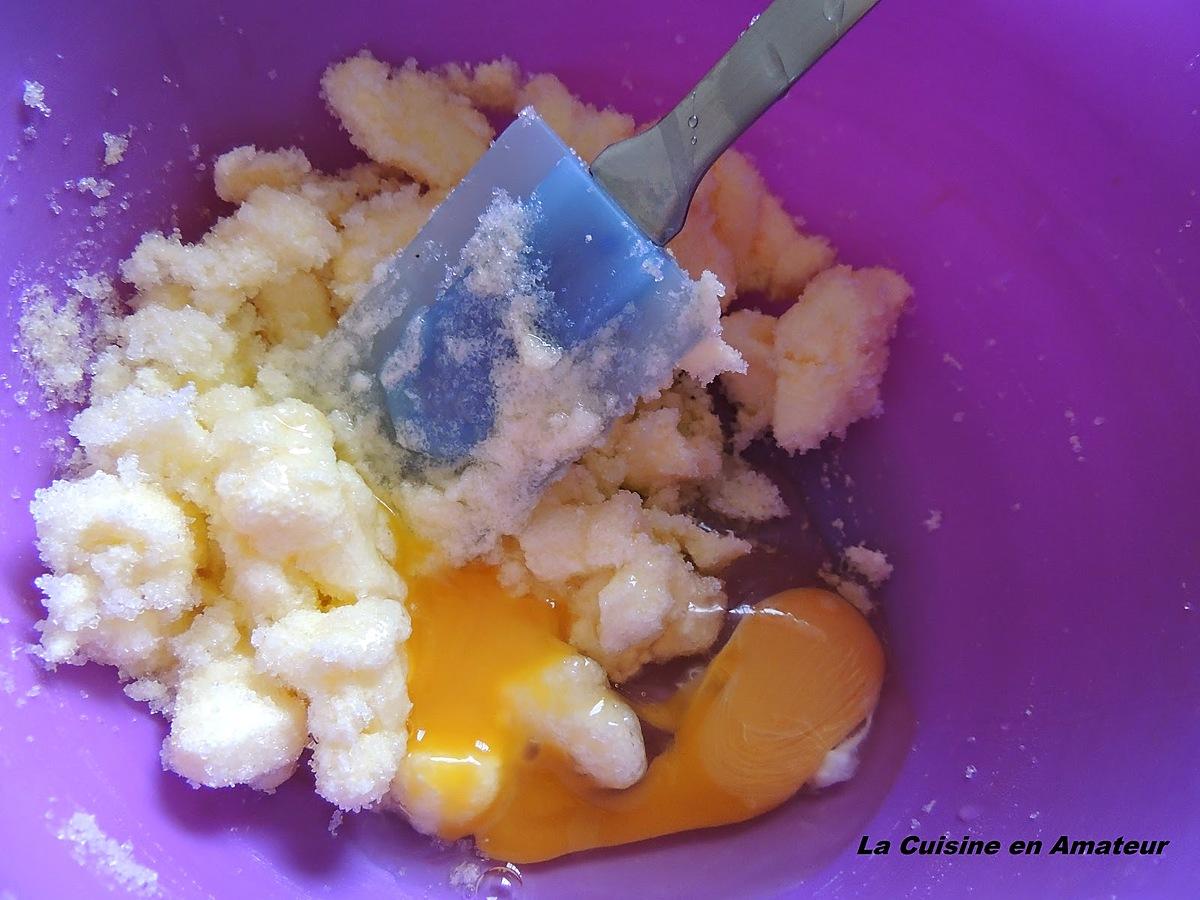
[591,0,879,246]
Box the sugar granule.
[15,287,92,406]
[102,132,129,167]
[449,859,484,893]
[23,80,51,116]
[68,272,114,301]
[819,565,873,615]
[67,177,115,199]
[843,544,893,587]
[57,811,160,896]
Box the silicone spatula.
[324,0,878,476]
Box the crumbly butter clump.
[720,266,912,452]
[27,52,908,830]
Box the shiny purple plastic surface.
[1,1,1197,897]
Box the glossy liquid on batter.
[401,530,884,863]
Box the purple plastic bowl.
[2,1,1198,897]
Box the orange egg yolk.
[400,536,884,863]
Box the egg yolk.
[401,538,884,863]
[401,562,575,835]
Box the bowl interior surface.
[1,1,1198,898]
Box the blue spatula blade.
[331,110,708,473]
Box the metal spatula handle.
[591,0,879,246]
